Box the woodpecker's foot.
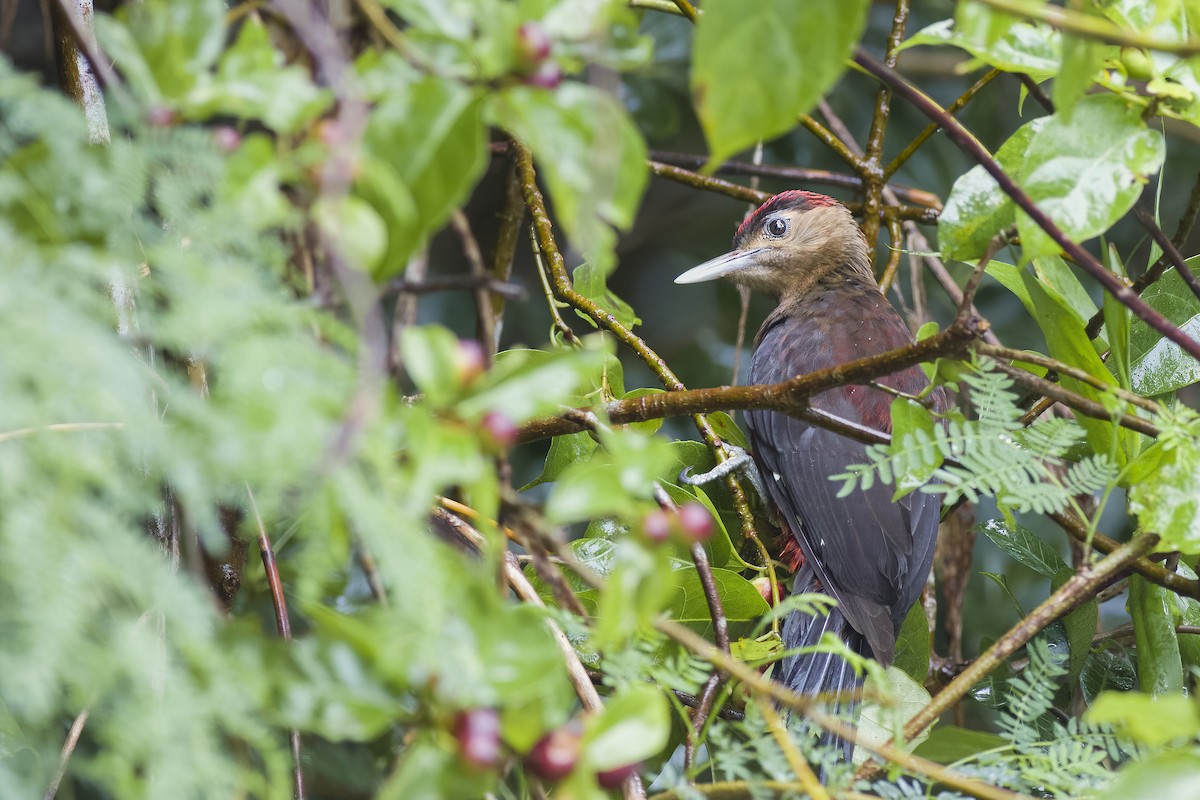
[679,445,768,503]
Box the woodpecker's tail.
[776,566,869,764]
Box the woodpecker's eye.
[764,217,789,238]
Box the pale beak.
[674,248,768,284]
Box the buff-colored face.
[676,203,868,296]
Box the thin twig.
[977,0,1200,56]
[649,151,943,209]
[246,486,305,800]
[754,696,830,800]
[44,708,89,800]
[884,69,1001,180]
[450,210,497,366]
[385,275,525,300]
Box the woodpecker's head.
[674,191,871,297]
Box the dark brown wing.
[745,281,940,664]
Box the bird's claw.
[679,445,769,504]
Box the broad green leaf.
[572,261,641,331]
[1173,563,1200,670]
[1032,255,1099,322]
[913,725,1008,764]
[489,83,647,274]
[1015,94,1164,259]
[1128,574,1185,695]
[522,431,598,489]
[1127,406,1200,549]
[1129,261,1200,396]
[853,668,932,766]
[312,194,388,274]
[1087,691,1200,746]
[100,0,226,100]
[667,566,769,641]
[691,0,870,166]
[659,480,753,571]
[544,460,642,524]
[892,602,931,685]
[1079,646,1137,706]
[1054,35,1108,117]
[1052,567,1098,687]
[900,4,1060,78]
[400,325,464,406]
[460,345,610,422]
[184,18,332,133]
[939,119,1042,260]
[978,518,1066,577]
[1103,245,1134,392]
[582,683,670,771]
[888,397,942,498]
[362,77,488,276]
[592,540,675,648]
[1101,749,1200,800]
[1022,271,1123,459]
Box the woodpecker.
[675,191,941,752]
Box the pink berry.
[524,60,562,90]
[454,708,501,769]
[526,724,581,782]
[677,502,714,541]
[517,22,552,63]
[596,762,639,789]
[642,509,673,544]
[147,106,175,127]
[482,411,519,448]
[751,576,775,606]
[455,339,486,386]
[213,126,241,152]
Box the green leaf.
[100,0,226,101]
[1079,646,1137,706]
[1032,255,1099,322]
[312,194,389,273]
[893,602,931,686]
[1129,260,1200,396]
[691,0,870,166]
[522,431,598,489]
[1103,245,1134,392]
[1127,406,1200,550]
[544,459,642,524]
[853,668,932,766]
[460,345,610,423]
[1087,691,1200,746]
[572,261,641,331]
[888,397,943,498]
[582,683,670,771]
[901,4,1060,79]
[913,725,1008,764]
[184,17,333,133]
[1054,35,1108,117]
[939,119,1042,261]
[1052,567,1097,687]
[401,324,464,406]
[666,566,769,641]
[489,83,647,274]
[1015,94,1164,259]
[978,518,1066,577]
[1128,574,1185,696]
[1101,750,1200,800]
[1022,270,1123,459]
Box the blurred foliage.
[2,0,1200,798]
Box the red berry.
[454,708,501,770]
[595,762,639,790]
[213,126,241,152]
[677,502,714,541]
[517,22,552,63]
[526,724,581,782]
[455,339,486,386]
[751,576,775,606]
[642,509,673,544]
[147,106,175,127]
[524,60,562,90]
[482,410,519,448]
